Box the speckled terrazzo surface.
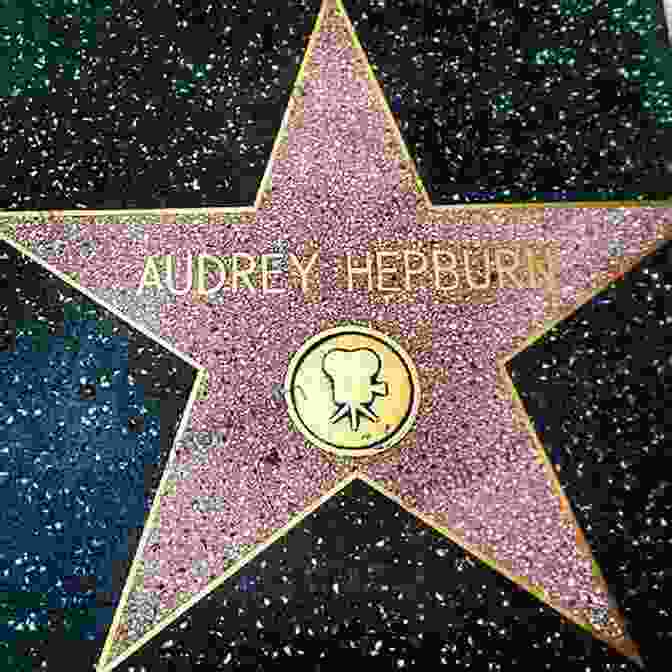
[0,241,199,672]
[0,0,322,209]
[1,0,671,670]
[107,479,641,671]
[507,237,672,668]
[0,0,671,208]
[345,0,672,204]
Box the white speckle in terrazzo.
[9,2,668,660]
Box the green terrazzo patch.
[63,301,98,322]
[508,384,523,409]
[0,0,115,97]
[294,47,309,88]
[94,318,115,338]
[62,335,80,353]
[143,398,161,416]
[559,0,672,126]
[531,47,577,68]
[16,320,50,353]
[555,0,594,17]
[95,367,114,386]
[491,92,516,118]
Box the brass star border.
[1,0,670,669]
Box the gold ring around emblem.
[284,326,421,457]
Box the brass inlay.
[285,326,420,457]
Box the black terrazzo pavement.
[0,240,198,671]
[1,1,671,669]
[0,0,322,210]
[114,477,641,671]
[345,0,672,204]
[1,0,671,210]
[507,237,672,667]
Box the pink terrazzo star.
[11,1,672,670]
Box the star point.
[2,0,669,669]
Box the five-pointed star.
[5,1,667,669]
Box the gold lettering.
[261,254,286,295]
[494,247,522,289]
[432,249,459,291]
[136,255,164,295]
[403,250,427,291]
[376,251,402,292]
[289,251,319,295]
[346,252,373,291]
[231,253,257,291]
[195,254,229,296]
[526,246,554,289]
[463,248,491,290]
[165,254,193,296]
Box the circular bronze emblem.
[285,326,420,457]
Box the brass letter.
[346,252,373,292]
[526,246,554,289]
[136,255,164,295]
[231,253,257,291]
[463,247,491,290]
[261,254,286,295]
[196,254,229,296]
[403,250,427,291]
[376,251,402,292]
[494,247,522,289]
[432,249,459,291]
[289,251,319,294]
[165,253,193,296]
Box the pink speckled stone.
[11,1,671,665]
